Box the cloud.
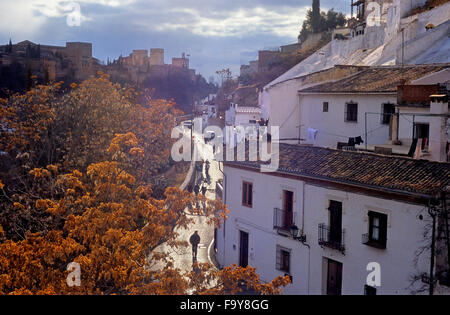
[153,6,308,38]
[0,0,351,77]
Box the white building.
[268,64,449,149]
[367,83,450,162]
[261,1,450,142]
[216,144,450,295]
[225,103,262,128]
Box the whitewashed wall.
[217,166,431,295]
[298,94,395,148]
[267,79,304,144]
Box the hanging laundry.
[307,128,318,142]
[348,138,355,147]
[355,136,364,145]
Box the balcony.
[273,208,296,235]
[362,233,386,249]
[318,223,345,254]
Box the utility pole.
[216,68,232,86]
[428,204,439,295]
[401,28,405,67]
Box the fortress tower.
[150,48,164,66]
[172,52,189,69]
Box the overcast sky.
[0,0,349,79]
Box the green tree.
[299,3,347,43]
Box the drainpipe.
[298,94,304,145]
[219,162,226,269]
[301,241,311,295]
[301,182,310,294]
[365,113,368,150]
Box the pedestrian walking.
[205,160,210,181]
[201,184,207,196]
[189,231,201,262]
[194,184,200,196]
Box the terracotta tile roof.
[298,64,450,94]
[225,144,450,197]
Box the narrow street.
[156,125,223,273]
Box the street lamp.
[290,224,306,243]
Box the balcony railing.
[318,223,345,253]
[273,208,296,233]
[362,233,386,249]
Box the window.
[323,102,329,112]
[242,181,253,207]
[381,103,395,125]
[282,190,294,228]
[276,246,291,273]
[364,285,377,295]
[345,102,358,122]
[364,211,388,249]
[319,200,345,252]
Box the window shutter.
[242,182,247,205]
[276,247,281,270]
[380,213,388,244]
[345,103,348,121]
[248,183,253,207]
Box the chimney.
[390,113,401,145]
[429,94,449,162]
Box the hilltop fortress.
[0,40,196,86]
[107,49,197,85]
[0,40,100,82]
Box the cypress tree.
[311,0,321,33]
[8,38,13,53]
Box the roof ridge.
[280,143,450,166]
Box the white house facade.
[225,103,262,128]
[265,65,449,148]
[216,144,450,295]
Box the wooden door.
[327,259,343,295]
[239,231,249,267]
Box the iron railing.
[318,223,345,253]
[273,208,296,232]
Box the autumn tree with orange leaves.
[0,73,290,295]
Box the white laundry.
[307,128,318,142]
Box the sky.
[0,0,349,80]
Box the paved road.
[156,126,223,273]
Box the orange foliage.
[0,74,289,295]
